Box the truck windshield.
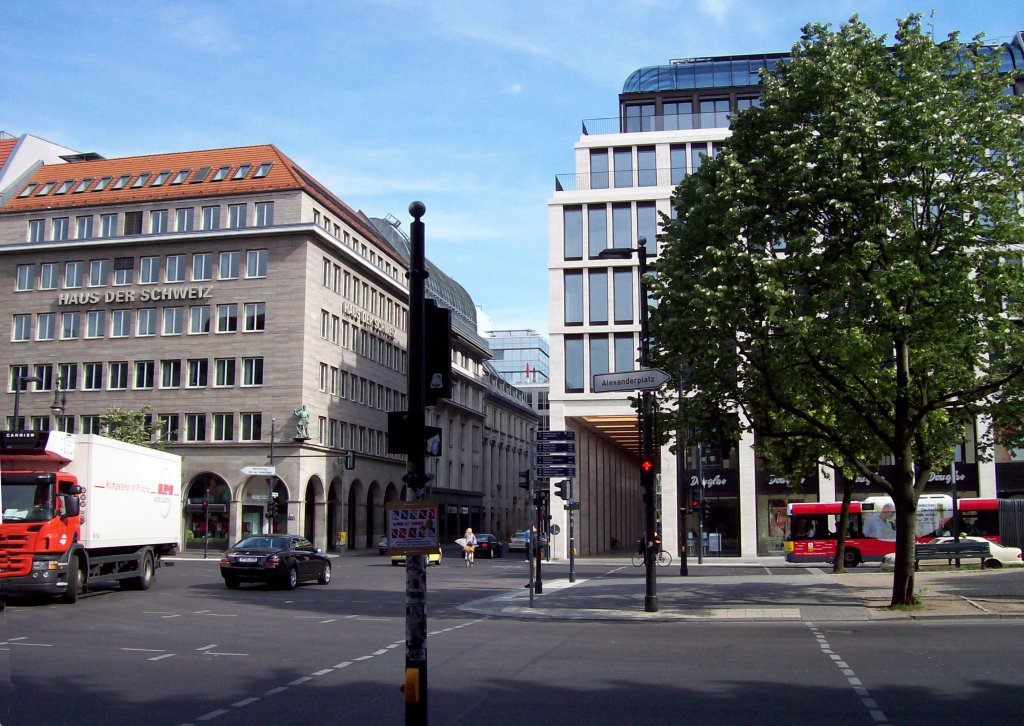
[1,476,57,522]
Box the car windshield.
[234,536,288,549]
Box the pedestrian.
[463,528,477,567]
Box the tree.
[649,16,1024,606]
[100,406,162,448]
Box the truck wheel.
[61,556,80,604]
[124,553,155,591]
[282,565,299,590]
[318,562,332,585]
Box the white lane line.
[333,661,352,669]
[209,652,247,657]
[372,648,388,655]
[353,655,373,661]
[196,709,228,721]
[264,687,287,696]
[289,676,312,686]
[149,654,176,661]
[806,623,890,725]
[312,669,333,676]
[123,648,167,653]
[232,698,259,708]
[196,645,218,651]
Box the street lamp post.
[11,374,43,432]
[598,238,658,613]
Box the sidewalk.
[459,558,1024,623]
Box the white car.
[508,530,530,553]
[881,536,1023,570]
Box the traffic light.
[641,459,654,474]
[424,299,452,405]
[518,469,531,491]
[701,498,711,519]
[688,496,699,514]
[554,480,568,499]
[267,499,278,519]
[202,499,209,514]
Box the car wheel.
[985,559,1002,569]
[843,548,861,568]
[318,562,332,585]
[282,565,299,590]
[224,577,241,589]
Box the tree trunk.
[890,485,918,606]
[832,482,854,574]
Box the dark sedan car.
[220,535,332,590]
[474,533,504,559]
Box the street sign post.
[241,465,276,477]
[537,453,576,466]
[536,466,577,478]
[592,368,672,394]
[537,430,576,441]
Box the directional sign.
[537,441,575,454]
[536,466,577,479]
[537,430,576,442]
[241,465,276,476]
[592,368,672,394]
[537,453,576,466]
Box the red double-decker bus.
[784,495,999,567]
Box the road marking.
[264,686,287,696]
[209,652,247,657]
[149,654,176,661]
[333,661,352,669]
[807,623,890,725]
[288,676,312,686]
[196,708,228,721]
[312,669,333,676]
[232,697,259,708]
[123,648,166,653]
[196,645,218,651]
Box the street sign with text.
[537,453,576,466]
[536,466,577,479]
[536,441,575,454]
[592,368,672,394]
[537,430,576,442]
[241,465,276,476]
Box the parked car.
[508,530,529,552]
[881,536,1023,570]
[378,535,389,555]
[474,533,504,558]
[220,535,332,590]
[391,546,443,566]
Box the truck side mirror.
[61,494,80,518]
[67,485,84,495]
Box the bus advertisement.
[784,495,999,567]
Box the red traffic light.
[641,460,654,473]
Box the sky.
[2,1,1022,336]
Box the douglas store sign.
[686,468,739,496]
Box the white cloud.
[502,83,524,95]
[697,0,736,25]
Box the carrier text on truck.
[0,430,182,603]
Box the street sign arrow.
[592,368,672,394]
[536,466,577,478]
[241,465,276,476]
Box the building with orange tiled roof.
[0,131,80,209]
[0,141,416,551]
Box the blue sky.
[2,1,1021,335]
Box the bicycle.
[631,548,672,567]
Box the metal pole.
[678,425,688,576]
[568,477,576,583]
[951,454,960,567]
[404,201,429,726]
[637,241,658,612]
[697,442,704,565]
[12,374,42,432]
[267,418,276,535]
[534,496,544,593]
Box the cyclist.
[463,528,478,567]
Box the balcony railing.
[555,166,689,192]
[581,111,732,135]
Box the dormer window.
[212,165,231,181]
[94,176,113,191]
[152,170,171,186]
[171,169,191,184]
[191,167,211,183]
[254,162,272,178]
[55,179,75,194]
[37,181,56,196]
[233,164,252,179]
[18,184,37,198]
[131,173,151,188]
[111,174,132,190]
[73,178,93,192]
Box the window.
[111,309,132,337]
[564,271,583,325]
[73,178,92,193]
[135,360,155,389]
[94,176,113,191]
[100,214,117,236]
[160,360,181,388]
[691,143,708,174]
[19,184,38,198]
[700,98,730,128]
[162,307,184,335]
[184,414,207,442]
[152,170,170,186]
[109,362,129,390]
[228,203,246,229]
[64,261,84,288]
[39,263,59,290]
[638,147,656,187]
[55,179,74,194]
[242,357,263,386]
[12,314,31,341]
[565,336,584,392]
[218,251,239,279]
[217,303,238,333]
[588,205,607,258]
[137,308,157,336]
[16,265,34,291]
[89,259,109,287]
[58,363,78,391]
[563,206,583,260]
[85,310,106,338]
[176,207,194,232]
[243,302,265,332]
[81,416,103,435]
[52,217,70,240]
[140,256,160,283]
[28,219,45,242]
[192,253,213,281]
[37,181,56,196]
[187,359,208,387]
[60,312,80,340]
[151,209,169,234]
[215,358,236,387]
[590,335,610,380]
[113,257,134,285]
[160,414,180,442]
[122,211,143,235]
[171,169,190,185]
[612,204,632,248]
[201,205,220,230]
[590,149,609,190]
[166,254,185,282]
[213,413,234,442]
[212,165,231,181]
[191,167,211,183]
[255,201,274,227]
[83,362,103,391]
[111,174,131,190]
[589,269,608,324]
[614,269,634,323]
[233,164,252,179]
[36,313,55,342]
[76,215,93,239]
[624,102,655,132]
[614,148,632,188]
[189,305,210,334]
[245,249,267,278]
[240,413,262,441]
[254,162,272,178]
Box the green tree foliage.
[649,16,1024,605]
[100,406,162,449]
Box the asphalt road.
[2,552,1022,725]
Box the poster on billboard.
[385,501,439,555]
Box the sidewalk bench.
[914,541,990,571]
